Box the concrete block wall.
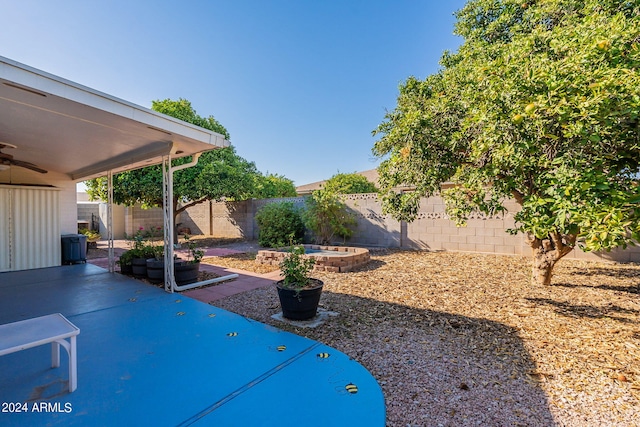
[127,199,255,239]
[345,193,401,247]
[206,200,252,238]
[125,205,164,237]
[177,202,208,235]
[179,200,253,238]
[123,194,640,264]
[341,194,640,263]
[397,197,526,254]
[77,203,99,228]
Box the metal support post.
[107,170,114,273]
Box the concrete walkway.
[87,241,280,304]
[183,262,281,303]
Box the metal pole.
[163,155,176,292]
[107,170,114,273]
[163,152,234,293]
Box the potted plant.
[125,227,155,278]
[146,245,182,284]
[175,235,204,285]
[275,245,324,320]
[130,248,154,278]
[146,245,165,283]
[117,249,135,275]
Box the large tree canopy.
[86,98,292,230]
[323,172,378,194]
[254,173,297,199]
[86,145,260,208]
[373,0,640,285]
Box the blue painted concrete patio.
[0,264,384,426]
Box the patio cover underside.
[0,56,229,180]
[0,264,385,426]
[0,56,230,279]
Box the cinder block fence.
[96,194,640,263]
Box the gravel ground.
[206,248,640,427]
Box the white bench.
[0,313,80,392]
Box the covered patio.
[0,57,384,425]
[0,264,385,425]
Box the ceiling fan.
[0,142,48,174]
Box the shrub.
[302,188,357,245]
[255,201,305,248]
[278,245,315,290]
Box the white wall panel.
[0,188,10,271]
[0,186,60,271]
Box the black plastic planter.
[276,279,324,320]
[146,258,182,284]
[175,262,200,286]
[131,258,147,278]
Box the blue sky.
[1,0,467,187]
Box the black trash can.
[61,234,87,265]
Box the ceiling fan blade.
[11,159,48,174]
[0,152,14,160]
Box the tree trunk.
[173,197,208,243]
[526,232,576,286]
[173,197,180,244]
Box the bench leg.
[52,338,77,392]
[51,341,60,368]
[69,335,77,392]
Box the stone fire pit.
[256,245,370,273]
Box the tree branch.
[511,189,525,205]
[550,231,576,258]
[175,197,209,215]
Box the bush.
[255,202,305,248]
[302,188,357,245]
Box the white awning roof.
[0,56,229,181]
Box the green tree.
[302,188,357,245]
[373,0,640,285]
[254,173,298,199]
[151,98,230,138]
[323,172,377,194]
[86,98,261,235]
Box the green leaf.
[627,195,640,204]
[372,0,640,274]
